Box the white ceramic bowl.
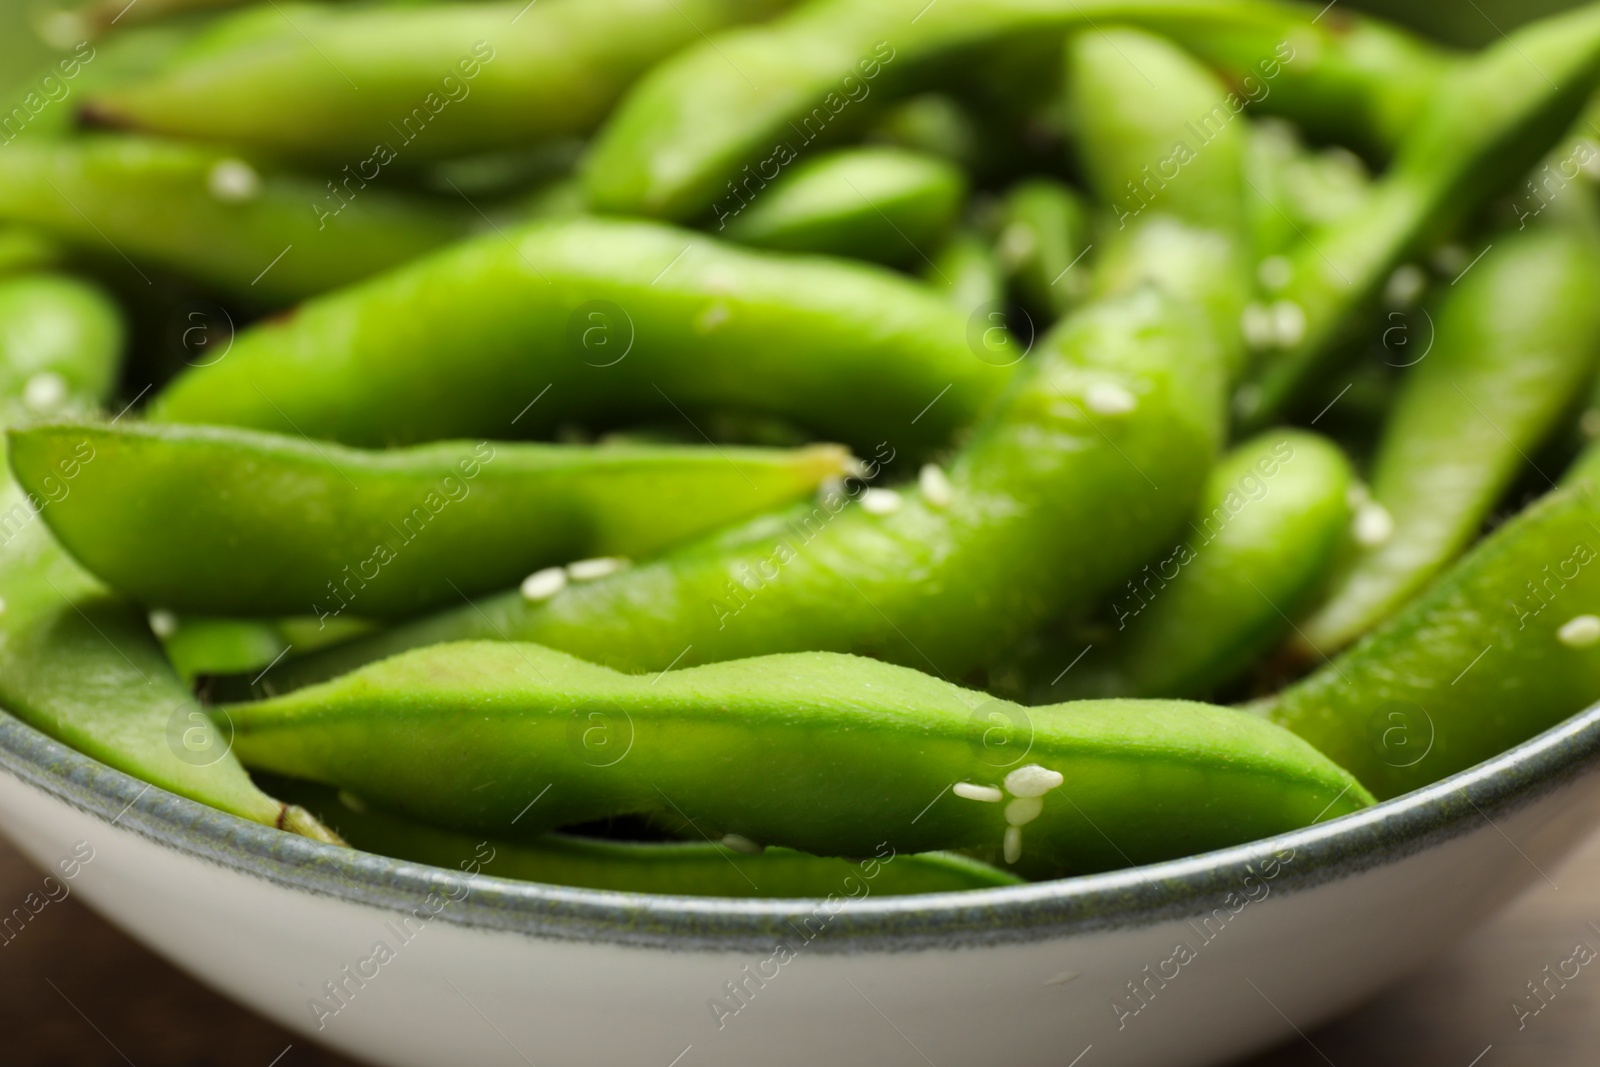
[2,701,1599,1067]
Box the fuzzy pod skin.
[269,777,1024,897]
[149,216,1008,454]
[9,420,853,618]
[1299,219,1600,655]
[1068,29,1252,379]
[720,147,966,268]
[0,288,335,841]
[582,0,1447,221]
[1060,431,1353,701]
[250,276,1224,690]
[0,137,468,304]
[0,274,122,419]
[1242,3,1600,426]
[81,0,792,162]
[1267,481,1600,800]
[993,179,1092,325]
[224,645,1373,879]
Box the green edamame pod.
[9,420,853,618]
[0,137,468,304]
[163,617,289,683]
[250,277,1224,689]
[224,644,1373,878]
[993,179,1091,324]
[583,0,1447,221]
[0,228,63,276]
[720,148,966,269]
[1299,219,1600,655]
[0,274,122,420]
[926,230,1004,317]
[1242,3,1600,426]
[1067,27,1251,376]
[1058,431,1353,701]
[271,777,1024,897]
[1267,479,1600,800]
[150,217,1007,454]
[869,94,982,174]
[84,0,791,162]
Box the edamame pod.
[0,285,336,840]
[84,0,792,162]
[9,420,853,618]
[721,148,965,269]
[1266,480,1600,800]
[1058,431,1353,701]
[271,777,1025,897]
[250,279,1224,688]
[224,645,1373,878]
[150,217,1008,454]
[869,94,982,175]
[993,179,1091,324]
[0,136,469,303]
[1298,219,1600,655]
[583,0,1447,221]
[926,230,1004,317]
[1241,3,1600,425]
[0,274,122,420]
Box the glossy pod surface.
[8,421,852,618]
[258,282,1224,687]
[149,217,1007,454]
[225,644,1373,880]
[83,0,792,161]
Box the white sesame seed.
[148,610,178,639]
[1431,244,1469,276]
[22,371,68,412]
[1352,501,1394,547]
[1005,796,1043,827]
[1003,825,1022,864]
[721,833,764,854]
[1004,763,1064,798]
[953,782,1003,803]
[1084,382,1137,416]
[997,222,1037,270]
[1241,303,1275,350]
[567,557,629,582]
[860,488,902,516]
[1559,615,1600,648]
[1271,300,1307,347]
[520,566,567,602]
[1257,255,1293,292]
[1384,264,1427,308]
[1346,482,1371,510]
[919,463,953,508]
[208,158,262,203]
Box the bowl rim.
[2,701,1598,954]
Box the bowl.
[3,699,1599,1067]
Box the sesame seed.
[1271,300,1307,347]
[1004,763,1064,797]
[1085,382,1137,416]
[1005,796,1043,827]
[1558,615,1600,648]
[997,222,1037,270]
[1003,825,1022,864]
[148,610,178,639]
[919,464,953,509]
[1353,501,1394,547]
[567,557,629,582]
[953,782,1003,803]
[22,371,68,413]
[721,833,764,854]
[520,566,567,602]
[860,488,902,516]
[208,159,262,203]
[1257,255,1292,292]
[1384,264,1427,308]
[1431,244,1469,276]
[1241,304,1275,350]
[1346,482,1371,510]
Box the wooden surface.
[3,827,1600,1066]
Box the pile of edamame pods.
[4,0,1600,897]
